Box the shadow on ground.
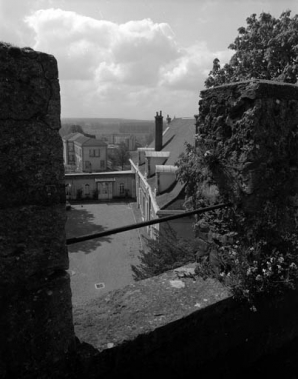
[66,205,112,254]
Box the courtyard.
[65,201,143,307]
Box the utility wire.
[66,202,232,245]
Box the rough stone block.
[0,120,65,208]
[0,272,75,378]
[0,42,74,377]
[0,205,68,284]
[197,79,298,229]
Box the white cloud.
[22,7,231,118]
[160,43,233,90]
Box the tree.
[131,225,197,280]
[114,142,131,170]
[205,10,298,88]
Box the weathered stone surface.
[0,205,68,284]
[0,120,65,208]
[73,265,298,378]
[0,44,60,124]
[74,264,228,352]
[0,273,75,379]
[0,43,74,378]
[195,80,298,254]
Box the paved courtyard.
[65,201,143,307]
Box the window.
[100,160,105,169]
[68,143,74,152]
[84,184,90,195]
[89,149,100,157]
[119,183,125,194]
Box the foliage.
[205,10,298,87]
[114,142,131,170]
[175,142,205,209]
[131,225,197,281]
[60,124,85,137]
[195,236,298,306]
[176,137,230,208]
[176,137,298,306]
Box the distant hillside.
[61,118,155,135]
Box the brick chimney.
[155,111,163,151]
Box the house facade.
[130,112,196,240]
[65,171,136,201]
[62,133,108,173]
[74,136,107,172]
[62,132,83,167]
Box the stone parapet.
[0,43,74,378]
[73,265,298,378]
[194,80,298,259]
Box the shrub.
[131,224,197,281]
[195,235,298,306]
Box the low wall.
[73,264,298,378]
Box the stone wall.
[70,80,298,378]
[194,80,298,261]
[73,265,298,378]
[0,43,75,378]
[2,45,298,378]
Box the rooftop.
[136,116,196,210]
[62,132,84,141]
[73,136,107,146]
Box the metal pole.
[66,202,232,245]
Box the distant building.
[130,112,196,240]
[74,136,107,172]
[101,134,136,150]
[62,132,83,166]
[65,171,136,200]
[62,133,108,173]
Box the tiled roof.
[68,133,84,141]
[73,136,90,145]
[151,117,195,209]
[73,136,107,146]
[157,181,186,210]
[62,132,83,141]
[153,117,195,164]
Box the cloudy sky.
[1,0,298,119]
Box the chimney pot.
[155,110,163,151]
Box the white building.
[131,112,196,240]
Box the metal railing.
[66,202,232,245]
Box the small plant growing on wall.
[195,233,298,306]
